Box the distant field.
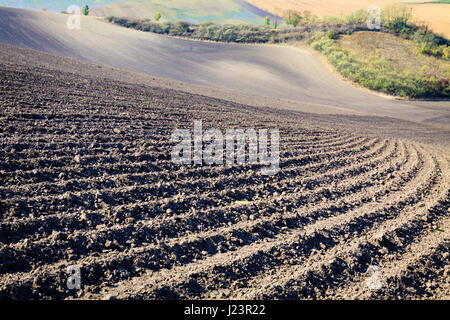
[408,3,450,38]
[246,0,450,38]
[246,0,395,17]
[0,0,267,25]
[0,1,123,11]
[89,0,265,25]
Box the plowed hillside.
[0,43,449,299]
[0,7,449,127]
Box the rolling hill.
[89,0,273,25]
[0,0,122,11]
[0,0,276,25]
[1,7,449,126]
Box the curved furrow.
[0,134,372,190]
[0,139,429,298]
[1,36,449,300]
[0,128,349,167]
[330,214,449,300]
[0,136,386,241]
[0,140,401,273]
[82,142,435,300]
[0,135,369,199]
[235,148,448,299]
[0,138,391,245]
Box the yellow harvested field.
[338,31,450,79]
[246,0,394,17]
[246,1,450,38]
[411,4,450,39]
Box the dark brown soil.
[0,44,448,300]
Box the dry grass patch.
[411,4,450,39]
[338,31,450,79]
[309,31,449,97]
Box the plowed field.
[0,44,449,300]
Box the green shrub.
[81,4,89,16]
[412,31,449,60]
[309,32,449,98]
[381,4,412,33]
[171,21,192,36]
[344,9,368,25]
[326,30,337,40]
[283,10,302,27]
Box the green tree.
[154,12,161,21]
[283,10,302,27]
[264,16,271,27]
[81,5,89,16]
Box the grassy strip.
[105,7,449,59]
[308,32,449,98]
[105,16,363,43]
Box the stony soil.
[0,44,449,300]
